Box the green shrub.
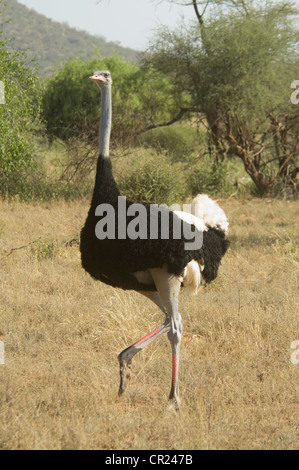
[0,15,44,198]
[187,156,231,196]
[31,239,57,261]
[137,126,202,162]
[116,151,187,205]
[42,56,183,145]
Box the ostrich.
[80,71,229,406]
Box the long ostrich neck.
[92,82,120,205]
[99,84,112,157]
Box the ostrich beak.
[89,75,106,82]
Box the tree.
[42,54,190,189]
[0,1,43,198]
[42,55,188,145]
[145,0,299,195]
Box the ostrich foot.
[118,358,132,396]
[168,391,180,411]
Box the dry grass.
[0,198,298,450]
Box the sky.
[17,0,196,51]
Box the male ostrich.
[80,71,229,406]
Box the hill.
[0,0,137,76]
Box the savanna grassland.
[0,197,298,450]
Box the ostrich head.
[89,70,112,89]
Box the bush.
[42,56,185,145]
[137,126,202,162]
[0,14,44,198]
[31,239,57,261]
[116,150,187,205]
[187,156,231,196]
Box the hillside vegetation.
[1,0,136,76]
[0,1,298,200]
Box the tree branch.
[135,107,194,136]
[192,0,204,24]
[1,238,41,258]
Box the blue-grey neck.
[99,84,112,158]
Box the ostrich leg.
[118,291,170,396]
[118,268,182,407]
[150,268,182,407]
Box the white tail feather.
[191,194,229,235]
[183,260,202,295]
[174,210,206,232]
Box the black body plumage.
[80,155,229,291]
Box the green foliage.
[42,56,184,145]
[115,147,241,205]
[0,12,44,198]
[116,151,187,205]
[31,239,57,261]
[2,0,136,76]
[3,0,297,201]
[146,1,299,195]
[137,126,202,162]
[149,2,298,124]
[13,175,89,202]
[42,57,102,140]
[201,4,298,123]
[187,156,231,196]
[43,55,139,140]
